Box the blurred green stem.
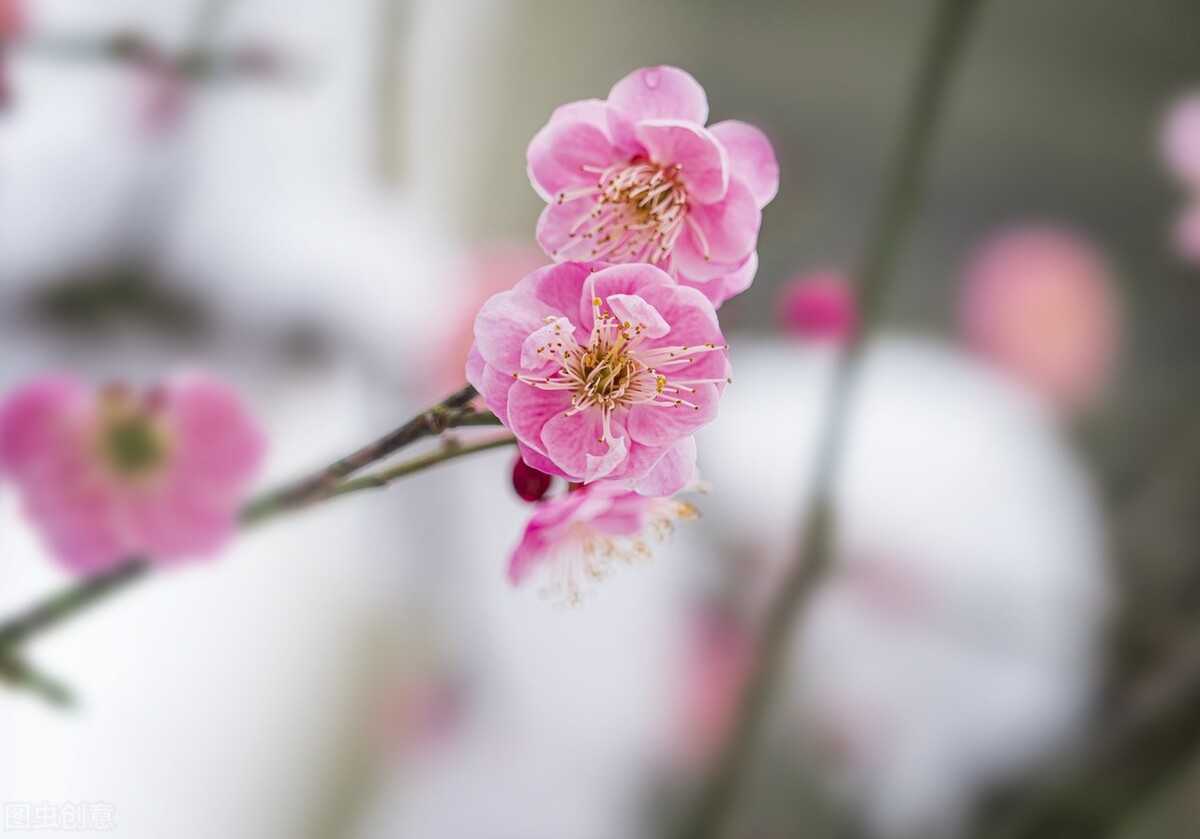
[677,0,986,836]
[0,386,508,701]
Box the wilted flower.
[508,481,699,606]
[776,270,858,343]
[526,65,778,305]
[958,225,1119,414]
[468,261,730,495]
[0,372,266,575]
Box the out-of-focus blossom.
[426,245,548,399]
[0,0,23,41]
[675,604,753,767]
[1160,91,1200,264]
[468,261,729,495]
[1175,202,1200,263]
[508,481,699,606]
[527,65,778,306]
[131,53,189,138]
[0,372,265,575]
[230,41,284,79]
[958,225,1119,414]
[383,672,466,759]
[0,0,22,111]
[1161,91,1200,185]
[511,454,554,503]
[777,270,858,344]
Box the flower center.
[104,417,167,475]
[514,294,730,445]
[95,388,170,480]
[554,160,691,265]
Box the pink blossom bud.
[776,271,858,343]
[511,455,553,503]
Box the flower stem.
[676,1,986,836]
[0,385,504,690]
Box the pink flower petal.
[540,409,630,481]
[473,284,563,373]
[526,98,620,203]
[624,437,697,497]
[671,180,761,282]
[606,293,670,338]
[709,120,779,209]
[627,383,719,447]
[165,371,266,491]
[635,119,729,204]
[0,375,87,475]
[521,316,577,370]
[506,384,574,469]
[680,251,760,307]
[607,66,709,151]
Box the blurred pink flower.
[0,0,22,111]
[1161,91,1200,186]
[776,270,858,343]
[958,225,1119,414]
[131,51,189,138]
[508,481,699,606]
[1175,202,1200,264]
[676,605,752,766]
[425,245,547,400]
[468,261,729,495]
[1160,91,1200,264]
[0,372,266,575]
[527,65,778,306]
[0,0,24,41]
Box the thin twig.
[676,1,986,836]
[0,655,76,708]
[326,434,516,500]
[241,383,492,523]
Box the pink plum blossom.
[958,225,1119,414]
[1161,91,1200,265]
[468,261,730,495]
[0,372,266,575]
[507,481,700,606]
[776,270,858,343]
[526,65,778,306]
